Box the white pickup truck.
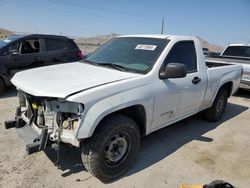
[207,43,250,90]
[5,35,242,182]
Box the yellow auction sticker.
[32,103,38,109]
[180,185,203,188]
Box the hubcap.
[216,97,224,112]
[104,133,128,164]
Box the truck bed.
[206,57,250,65]
[202,62,242,109]
[206,61,231,68]
[206,56,250,90]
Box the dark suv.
[0,34,83,93]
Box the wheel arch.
[203,81,232,122]
[93,104,147,137]
[77,103,147,139]
[218,81,233,98]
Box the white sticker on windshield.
[3,39,11,43]
[135,44,157,51]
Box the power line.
[1,0,202,33]
[49,0,153,18]
[2,0,158,22]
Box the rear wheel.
[81,115,140,182]
[203,88,228,122]
[0,78,5,94]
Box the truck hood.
[11,62,139,98]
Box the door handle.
[192,77,201,84]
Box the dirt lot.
[0,88,250,188]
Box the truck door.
[152,41,203,129]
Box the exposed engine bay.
[18,90,84,147]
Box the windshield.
[0,35,23,48]
[222,46,250,59]
[84,37,168,74]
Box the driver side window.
[164,41,197,73]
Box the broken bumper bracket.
[4,117,49,155]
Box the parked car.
[5,35,242,182]
[202,47,209,55]
[206,43,250,90]
[0,34,83,93]
[206,51,220,57]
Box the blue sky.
[0,0,249,46]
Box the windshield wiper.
[98,63,127,71]
[81,60,127,71]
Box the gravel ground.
[0,88,249,188]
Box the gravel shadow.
[120,102,248,181]
[44,145,86,177]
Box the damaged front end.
[5,90,84,154]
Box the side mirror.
[10,49,19,55]
[159,63,187,79]
[9,50,20,59]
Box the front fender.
[75,86,154,139]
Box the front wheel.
[81,115,140,182]
[203,88,228,122]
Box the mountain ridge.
[0,28,224,53]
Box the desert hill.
[74,34,224,54]
[0,28,14,38]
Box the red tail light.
[76,50,83,59]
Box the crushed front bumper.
[5,90,83,155]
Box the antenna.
[161,17,164,34]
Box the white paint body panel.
[11,63,139,98]
[11,35,242,141]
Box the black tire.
[203,88,228,122]
[0,78,5,94]
[81,114,140,182]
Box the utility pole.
[161,17,164,34]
